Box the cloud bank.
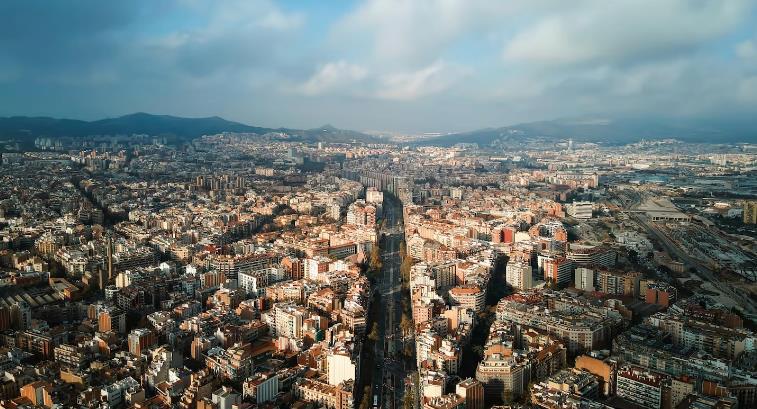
[1,0,755,132]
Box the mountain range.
[418,116,757,146]
[1,113,755,147]
[0,113,381,144]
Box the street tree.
[369,244,382,275]
[368,323,379,342]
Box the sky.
[1,0,757,133]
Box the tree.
[400,313,413,336]
[401,297,410,315]
[400,256,413,286]
[368,323,379,342]
[403,393,413,409]
[369,243,382,275]
[403,343,414,360]
[359,386,372,409]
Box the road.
[371,196,407,408]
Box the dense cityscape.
[0,133,754,409]
[3,1,757,409]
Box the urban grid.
[0,134,755,409]
[1,2,756,409]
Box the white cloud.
[736,39,757,60]
[376,61,468,100]
[504,0,750,66]
[297,60,467,101]
[255,9,305,31]
[334,0,538,67]
[299,61,368,96]
[201,0,303,31]
[608,60,688,97]
[136,0,304,82]
[737,76,757,103]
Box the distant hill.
[294,124,381,143]
[0,113,380,144]
[5,113,752,148]
[420,116,757,146]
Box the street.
[371,196,408,408]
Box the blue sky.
[1,0,756,132]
